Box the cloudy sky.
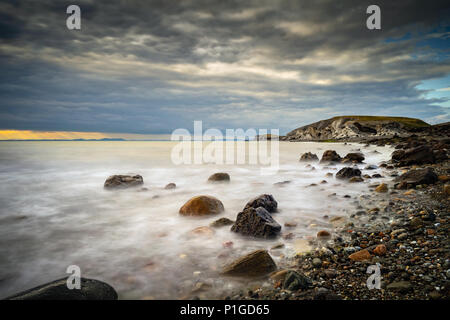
[0,0,449,138]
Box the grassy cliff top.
[330,116,430,128]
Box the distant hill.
[283,116,430,141]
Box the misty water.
[0,141,393,299]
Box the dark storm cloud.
[0,0,449,134]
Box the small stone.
[283,271,312,291]
[317,230,331,239]
[387,281,412,292]
[210,217,234,228]
[375,183,388,193]
[164,183,176,190]
[373,244,387,256]
[312,258,322,268]
[349,249,372,261]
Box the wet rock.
[342,152,365,163]
[365,165,378,170]
[336,167,362,180]
[373,244,387,256]
[375,183,388,193]
[391,145,435,166]
[320,150,342,163]
[349,176,364,183]
[231,207,281,238]
[210,217,234,228]
[312,258,322,268]
[188,226,215,238]
[274,180,291,187]
[349,249,372,261]
[394,168,438,189]
[244,194,277,213]
[387,281,412,293]
[222,250,277,277]
[164,183,176,190]
[179,195,224,216]
[283,271,312,291]
[104,175,143,189]
[208,172,230,183]
[270,269,289,281]
[299,152,319,162]
[317,230,331,239]
[7,277,118,300]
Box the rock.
[394,168,438,188]
[189,226,215,238]
[7,277,118,300]
[299,152,319,162]
[373,244,387,256]
[179,195,225,216]
[317,230,331,239]
[270,269,289,281]
[284,222,297,228]
[409,217,423,230]
[349,249,372,261]
[391,145,435,166]
[244,194,277,213]
[375,183,388,193]
[342,152,365,163]
[210,217,234,228]
[336,167,362,179]
[397,233,408,240]
[312,258,322,268]
[231,207,281,238]
[365,165,377,170]
[104,175,143,189]
[222,250,277,277]
[387,281,412,292]
[349,177,364,183]
[274,180,291,187]
[164,183,176,190]
[320,150,342,163]
[283,271,312,291]
[444,185,450,196]
[207,172,230,183]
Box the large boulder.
[244,194,277,213]
[320,150,342,163]
[299,152,319,162]
[231,207,281,238]
[207,173,230,183]
[342,152,365,163]
[104,175,143,189]
[394,168,438,189]
[179,195,224,216]
[222,250,277,277]
[336,167,362,179]
[391,145,435,166]
[6,277,118,300]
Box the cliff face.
[283,116,430,141]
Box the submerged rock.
[179,195,224,216]
[231,207,281,238]
[222,250,277,277]
[320,150,342,163]
[164,183,176,190]
[299,152,319,162]
[210,217,234,228]
[207,172,230,183]
[104,175,143,189]
[244,194,278,213]
[336,167,362,179]
[7,277,118,300]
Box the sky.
[0,0,449,139]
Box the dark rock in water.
[6,277,118,300]
[342,152,365,163]
[208,172,230,183]
[299,152,319,162]
[395,168,438,188]
[274,180,291,187]
[320,150,342,163]
[164,183,176,190]
[104,175,143,189]
[336,167,362,179]
[349,176,364,183]
[283,271,312,291]
[210,217,234,228]
[391,145,435,166]
[231,207,281,238]
[244,194,277,213]
[364,165,377,170]
[222,250,277,277]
